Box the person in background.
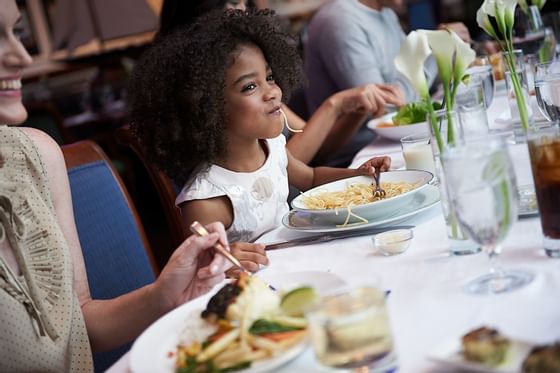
[0,0,230,370]
[128,10,391,271]
[158,0,405,166]
[304,0,470,165]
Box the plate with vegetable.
[367,102,441,141]
[130,274,318,373]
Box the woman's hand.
[154,222,231,309]
[227,242,269,277]
[357,156,392,176]
[334,84,406,118]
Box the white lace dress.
[176,135,289,242]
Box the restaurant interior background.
[16,0,560,266]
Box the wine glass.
[441,138,534,294]
[513,6,546,57]
[534,61,560,124]
[306,286,397,372]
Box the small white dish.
[372,229,413,256]
[367,112,429,141]
[429,335,534,373]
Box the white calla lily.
[451,31,476,85]
[421,30,455,85]
[394,31,431,99]
[477,7,497,38]
[518,0,529,12]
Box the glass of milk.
[400,133,436,175]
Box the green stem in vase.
[505,33,530,132]
[426,95,444,154]
[444,88,456,145]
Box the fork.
[372,167,386,198]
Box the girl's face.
[224,0,247,11]
[0,0,32,125]
[223,44,284,142]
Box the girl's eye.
[241,83,256,92]
[266,74,275,82]
[13,26,24,40]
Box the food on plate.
[461,326,511,366]
[522,342,560,373]
[280,286,318,317]
[301,182,418,210]
[391,101,442,126]
[174,274,313,372]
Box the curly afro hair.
[128,8,302,185]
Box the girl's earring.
[280,108,303,133]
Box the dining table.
[108,83,560,373]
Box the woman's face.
[0,0,32,125]
[223,44,284,142]
[224,0,247,11]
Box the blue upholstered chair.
[62,140,157,373]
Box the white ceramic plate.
[367,112,429,141]
[290,170,434,225]
[258,271,346,296]
[429,335,533,373]
[129,279,309,373]
[284,184,440,233]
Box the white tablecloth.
[108,93,560,373]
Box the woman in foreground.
[0,0,230,370]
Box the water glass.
[534,61,560,124]
[428,109,480,256]
[527,126,560,258]
[306,286,396,371]
[455,80,491,140]
[400,133,436,174]
[466,64,495,108]
[442,138,534,294]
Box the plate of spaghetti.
[291,170,434,226]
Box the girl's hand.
[154,222,231,308]
[227,242,269,277]
[358,156,392,176]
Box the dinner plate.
[428,335,534,373]
[259,271,346,295]
[367,112,429,141]
[129,280,308,373]
[290,171,434,225]
[283,184,440,233]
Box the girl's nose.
[264,83,281,102]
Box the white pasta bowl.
[290,170,434,225]
[367,113,429,141]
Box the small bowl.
[372,229,413,256]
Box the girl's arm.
[285,84,404,164]
[25,128,228,352]
[286,148,391,192]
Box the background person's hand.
[335,84,388,118]
[377,84,406,108]
[227,242,269,277]
[154,222,230,308]
[439,22,471,43]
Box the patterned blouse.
[0,125,93,372]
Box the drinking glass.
[466,63,495,108]
[442,138,534,294]
[527,126,560,258]
[306,286,396,371]
[455,80,491,140]
[513,6,546,57]
[534,61,560,124]
[400,133,436,174]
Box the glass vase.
[428,109,481,256]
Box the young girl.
[128,9,391,268]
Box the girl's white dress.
[176,135,289,242]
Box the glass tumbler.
[306,286,396,371]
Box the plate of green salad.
[367,102,441,141]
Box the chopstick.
[189,221,276,291]
[190,221,251,275]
